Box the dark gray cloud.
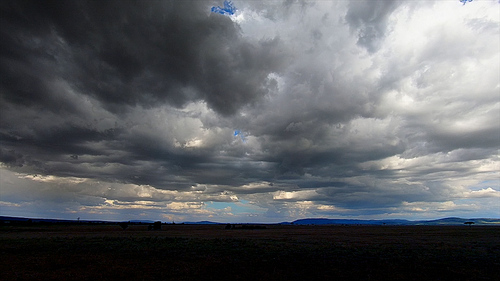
[1,0,285,115]
[0,0,284,186]
[1,0,498,222]
[345,0,403,52]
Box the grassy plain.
[1,224,499,280]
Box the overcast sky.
[1,0,499,223]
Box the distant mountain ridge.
[181,221,221,225]
[290,217,500,225]
[289,218,410,225]
[0,216,110,224]
[1,216,499,225]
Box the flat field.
[1,224,499,280]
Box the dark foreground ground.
[1,224,499,280]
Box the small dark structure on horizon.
[118,222,129,230]
[464,221,475,227]
[148,221,162,230]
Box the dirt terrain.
[1,224,499,280]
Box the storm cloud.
[1,0,498,222]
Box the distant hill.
[0,216,110,224]
[181,221,221,225]
[180,218,500,225]
[292,218,411,225]
[413,217,500,225]
[291,217,500,226]
[129,220,156,224]
[1,216,499,226]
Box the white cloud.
[464,187,500,198]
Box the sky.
[0,0,499,223]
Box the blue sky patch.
[211,1,236,16]
[234,130,246,142]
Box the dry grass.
[1,224,499,280]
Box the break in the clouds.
[0,0,499,222]
[212,1,237,16]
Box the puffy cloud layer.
[1,0,498,222]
